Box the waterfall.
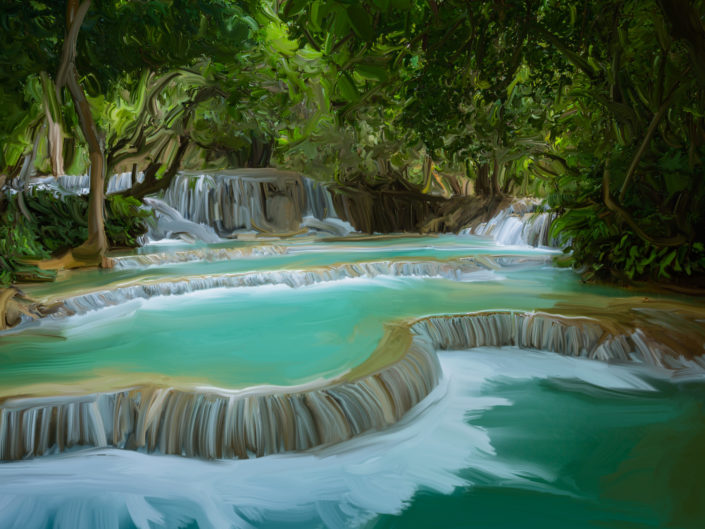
[161,169,354,237]
[412,311,705,372]
[56,172,145,195]
[300,178,356,235]
[2,308,702,462]
[162,169,306,235]
[51,258,497,318]
[108,243,288,269]
[141,197,223,244]
[0,328,440,461]
[303,178,338,220]
[468,199,558,247]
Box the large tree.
[1,0,256,265]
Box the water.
[1,233,704,528]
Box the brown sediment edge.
[2,307,703,462]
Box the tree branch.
[618,75,684,202]
[603,158,686,247]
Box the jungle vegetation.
[1,0,704,286]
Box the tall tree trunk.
[58,0,107,264]
[475,162,491,196]
[490,160,502,197]
[70,64,108,263]
[46,119,65,178]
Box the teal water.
[1,349,703,528]
[373,364,705,529]
[2,235,568,391]
[1,235,703,528]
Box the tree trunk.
[68,64,107,262]
[475,162,491,196]
[16,122,45,222]
[247,135,273,168]
[46,120,65,177]
[58,0,108,264]
[490,160,502,197]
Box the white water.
[55,172,145,195]
[141,197,223,244]
[0,349,664,529]
[51,259,501,318]
[468,199,558,247]
[160,170,352,239]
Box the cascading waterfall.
[108,244,288,269]
[0,328,440,461]
[140,196,223,244]
[468,199,558,247]
[50,258,499,318]
[303,177,338,220]
[161,169,353,237]
[56,172,145,195]
[2,308,702,462]
[412,311,705,372]
[162,169,306,235]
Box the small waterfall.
[0,328,440,461]
[300,179,356,235]
[51,258,495,318]
[303,178,337,220]
[468,199,558,247]
[141,197,222,244]
[412,311,705,372]
[56,172,145,195]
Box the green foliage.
[0,190,152,286]
[105,195,152,247]
[282,0,705,283]
[1,0,704,286]
[551,206,705,282]
[0,204,53,287]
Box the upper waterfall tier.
[162,169,343,237]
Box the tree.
[1,0,256,265]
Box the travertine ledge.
[3,308,703,462]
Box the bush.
[550,205,705,283]
[0,189,152,286]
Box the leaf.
[347,5,374,41]
[663,172,688,196]
[283,0,309,18]
[336,73,359,102]
[372,0,391,10]
[355,63,388,82]
[659,249,677,277]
